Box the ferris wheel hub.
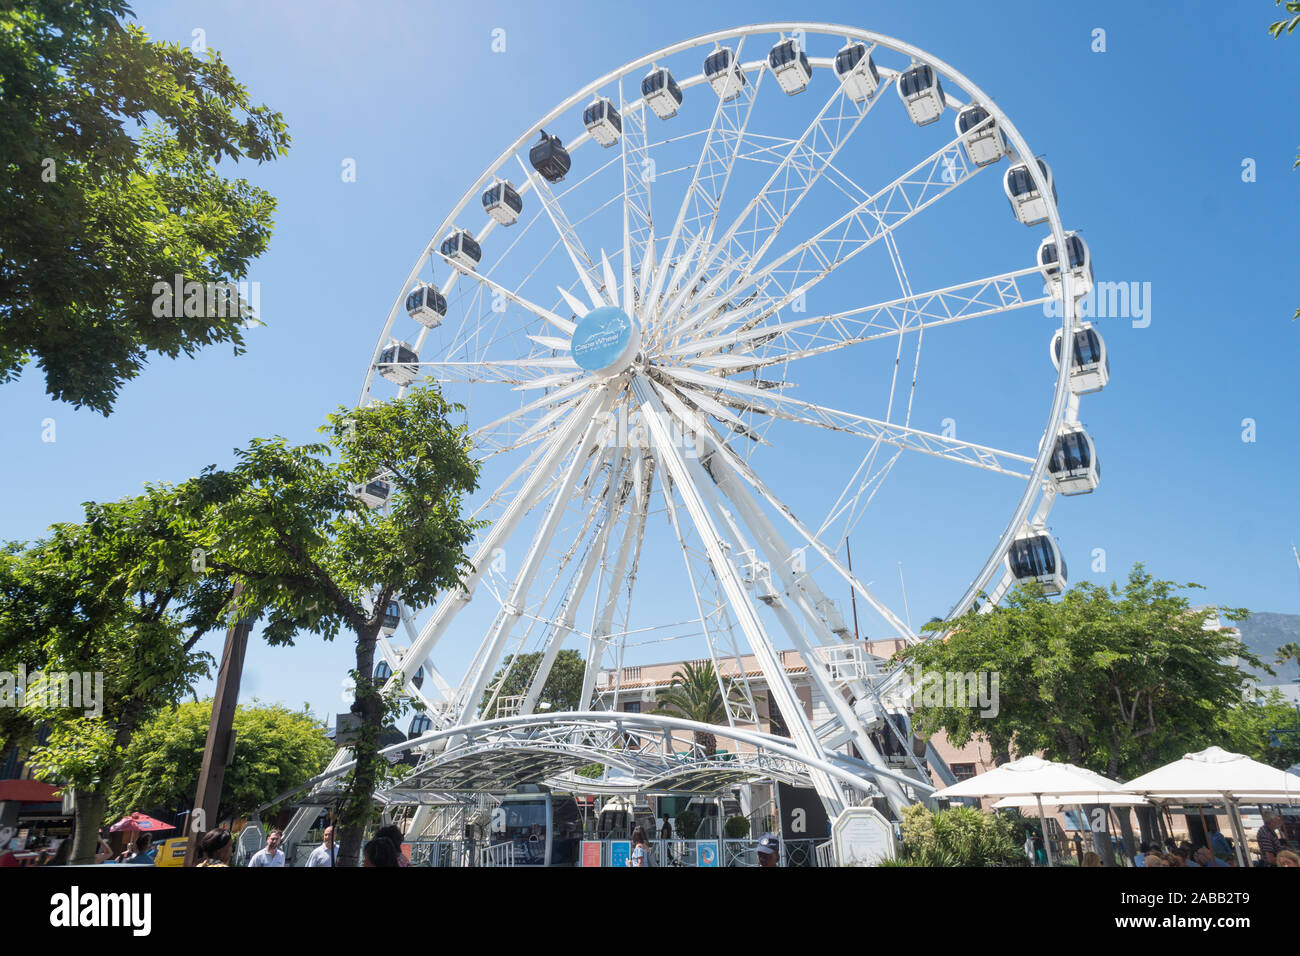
[570,305,641,376]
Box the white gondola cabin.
[482,179,522,226]
[955,104,1007,167]
[440,228,481,272]
[1006,528,1068,595]
[897,63,945,125]
[378,340,419,386]
[1051,322,1109,394]
[529,130,571,183]
[1047,424,1100,496]
[352,476,391,508]
[583,97,622,147]
[381,600,401,635]
[1003,158,1056,226]
[833,41,879,102]
[405,282,447,329]
[642,66,683,119]
[768,37,812,95]
[374,660,393,682]
[1037,231,1093,299]
[704,46,747,100]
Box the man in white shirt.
[305,826,338,868]
[248,829,286,867]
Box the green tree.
[2,487,232,864]
[109,699,333,822]
[653,660,741,756]
[1275,642,1300,670]
[1270,1,1300,37]
[480,650,585,716]
[182,385,479,867]
[0,0,290,412]
[1215,690,1300,769]
[896,565,1261,780]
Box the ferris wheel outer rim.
[358,22,1082,654]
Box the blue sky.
[3,1,1298,724]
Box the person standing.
[626,825,652,867]
[305,826,338,867]
[248,829,286,867]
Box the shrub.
[724,815,751,839]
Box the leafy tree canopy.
[481,650,585,716]
[896,564,1261,780]
[110,699,333,822]
[0,0,290,412]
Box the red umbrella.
[109,812,175,835]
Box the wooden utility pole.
[185,582,253,865]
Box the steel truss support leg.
[631,374,847,817]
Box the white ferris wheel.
[353,22,1107,819]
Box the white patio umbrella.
[932,756,1129,866]
[1121,746,1300,867]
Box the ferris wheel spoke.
[618,78,653,313]
[392,387,611,692]
[408,356,578,388]
[515,155,607,308]
[685,408,916,643]
[580,449,654,708]
[671,131,982,345]
[522,448,634,714]
[680,62,892,312]
[648,38,763,341]
[453,396,615,724]
[435,252,577,336]
[659,474,760,726]
[667,365,1034,478]
[674,266,1046,370]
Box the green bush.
[896,804,1025,867]
[724,815,751,839]
[675,809,701,840]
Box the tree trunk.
[337,628,384,868]
[69,705,142,865]
[70,790,108,866]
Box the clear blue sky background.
[2,1,1297,724]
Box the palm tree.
[1275,642,1300,670]
[653,660,738,757]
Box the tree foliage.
[896,565,1260,780]
[0,0,290,412]
[887,803,1026,867]
[653,659,744,756]
[1215,690,1300,770]
[109,699,333,821]
[0,486,231,862]
[179,385,480,866]
[481,650,585,716]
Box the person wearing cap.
[756,832,780,868]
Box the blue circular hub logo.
[570,305,639,374]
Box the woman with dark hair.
[363,836,400,868]
[196,828,233,867]
[375,825,409,867]
[627,825,652,868]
